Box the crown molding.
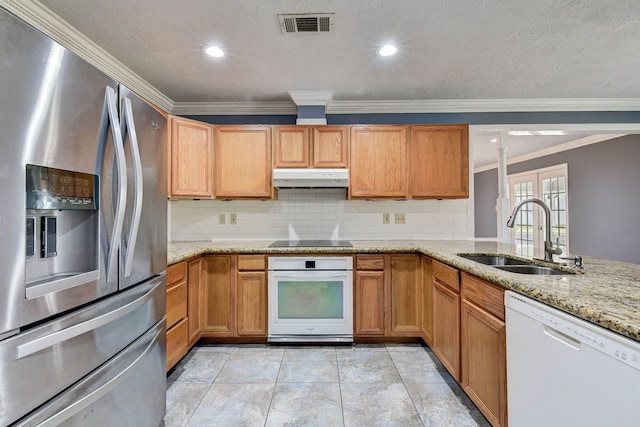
[0,0,173,112]
[170,101,297,116]
[473,133,626,173]
[171,97,640,116]
[327,98,640,114]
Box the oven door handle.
[269,270,350,279]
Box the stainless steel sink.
[457,254,530,266]
[457,253,576,275]
[492,265,572,275]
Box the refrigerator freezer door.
[14,320,166,427]
[0,276,165,426]
[119,86,167,290]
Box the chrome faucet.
[506,198,563,262]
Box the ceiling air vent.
[278,13,334,34]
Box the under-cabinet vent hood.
[273,168,348,188]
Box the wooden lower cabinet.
[388,254,422,336]
[354,260,386,336]
[237,255,267,336]
[166,318,189,370]
[200,255,236,336]
[166,261,189,371]
[187,258,202,346]
[200,254,267,338]
[432,280,461,381]
[461,273,507,427]
[421,256,434,346]
[431,260,461,381]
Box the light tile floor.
[166,343,491,427]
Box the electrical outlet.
[395,213,406,224]
[219,214,226,225]
[230,213,237,225]
[383,213,391,224]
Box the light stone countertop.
[168,239,640,343]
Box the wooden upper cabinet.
[273,126,348,168]
[214,126,273,199]
[410,124,469,199]
[273,126,310,167]
[349,125,409,199]
[312,126,349,167]
[168,116,214,199]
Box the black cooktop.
[268,240,353,248]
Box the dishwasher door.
[505,291,640,427]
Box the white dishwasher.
[505,291,640,427]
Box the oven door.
[268,269,353,343]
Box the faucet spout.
[506,198,563,262]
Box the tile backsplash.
[169,189,473,241]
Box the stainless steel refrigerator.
[0,7,167,426]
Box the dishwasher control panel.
[506,292,640,372]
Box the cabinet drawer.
[356,254,385,270]
[167,261,186,286]
[166,317,189,371]
[238,254,266,271]
[461,272,505,320]
[433,260,460,292]
[166,281,188,329]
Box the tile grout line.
[386,344,427,427]
[262,346,286,427]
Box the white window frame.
[508,164,569,258]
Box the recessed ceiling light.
[377,43,397,57]
[204,45,224,58]
[491,138,498,143]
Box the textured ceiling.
[39,0,640,103]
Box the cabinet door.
[166,318,189,371]
[410,125,469,199]
[387,254,422,336]
[215,126,273,198]
[187,258,202,346]
[354,271,385,336]
[461,299,507,427]
[200,255,236,336]
[237,271,267,336]
[433,280,461,381]
[313,126,349,168]
[169,116,214,198]
[421,256,434,346]
[273,126,310,168]
[349,125,408,199]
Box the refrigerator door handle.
[15,275,162,359]
[120,96,143,278]
[97,86,127,284]
[16,321,164,427]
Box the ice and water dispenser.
[25,165,100,298]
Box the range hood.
[273,168,349,188]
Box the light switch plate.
[383,213,391,224]
[395,213,406,224]
[219,214,226,224]
[230,213,237,225]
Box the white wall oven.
[268,256,353,343]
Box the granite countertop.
[168,239,640,343]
